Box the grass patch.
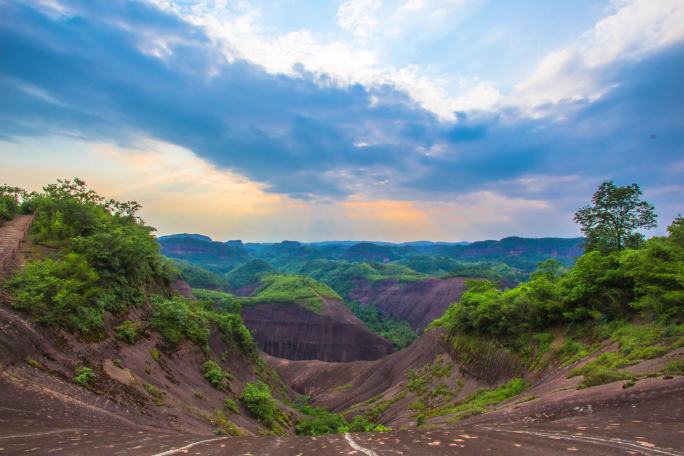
[663,360,684,376]
[150,347,161,363]
[24,357,45,370]
[115,320,143,344]
[568,322,684,388]
[211,410,240,436]
[224,398,239,414]
[332,383,353,392]
[143,383,165,405]
[442,377,526,422]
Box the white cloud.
[514,0,684,112]
[146,0,492,120]
[146,0,684,121]
[337,0,383,38]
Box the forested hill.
[158,234,583,275]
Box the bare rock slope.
[242,298,394,362]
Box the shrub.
[8,254,103,335]
[416,414,426,427]
[115,320,143,344]
[203,360,227,390]
[240,381,277,426]
[347,415,387,433]
[73,366,96,386]
[150,296,210,346]
[295,407,348,436]
[0,193,18,221]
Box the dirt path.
[0,215,33,274]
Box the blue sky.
[0,0,682,241]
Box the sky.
[0,0,682,242]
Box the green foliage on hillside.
[240,381,278,426]
[294,399,387,436]
[203,360,233,390]
[150,296,211,346]
[115,320,143,343]
[0,185,21,221]
[298,259,425,299]
[169,259,228,289]
[442,261,528,283]
[346,301,417,349]
[294,405,348,436]
[224,259,273,289]
[444,378,525,422]
[73,366,96,386]
[4,179,259,362]
[193,288,242,313]
[150,295,257,357]
[434,218,684,338]
[214,273,342,313]
[6,179,170,335]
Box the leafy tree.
[574,181,657,252]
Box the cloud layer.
[0,0,682,239]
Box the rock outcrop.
[348,277,468,330]
[241,298,394,362]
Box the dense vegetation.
[3,179,258,361]
[346,300,417,349]
[434,182,682,389]
[194,273,342,314]
[294,397,387,436]
[224,259,273,289]
[6,179,168,334]
[435,217,683,338]
[0,185,21,221]
[169,258,228,289]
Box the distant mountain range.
[158,233,584,275]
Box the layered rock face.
[348,277,468,330]
[241,299,394,362]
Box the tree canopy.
[574,181,657,253]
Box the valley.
[0,181,682,455]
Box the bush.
[203,360,228,390]
[115,320,143,343]
[73,366,96,386]
[150,296,210,346]
[8,254,103,335]
[240,381,277,426]
[295,407,348,436]
[0,194,18,221]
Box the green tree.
[574,181,657,253]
